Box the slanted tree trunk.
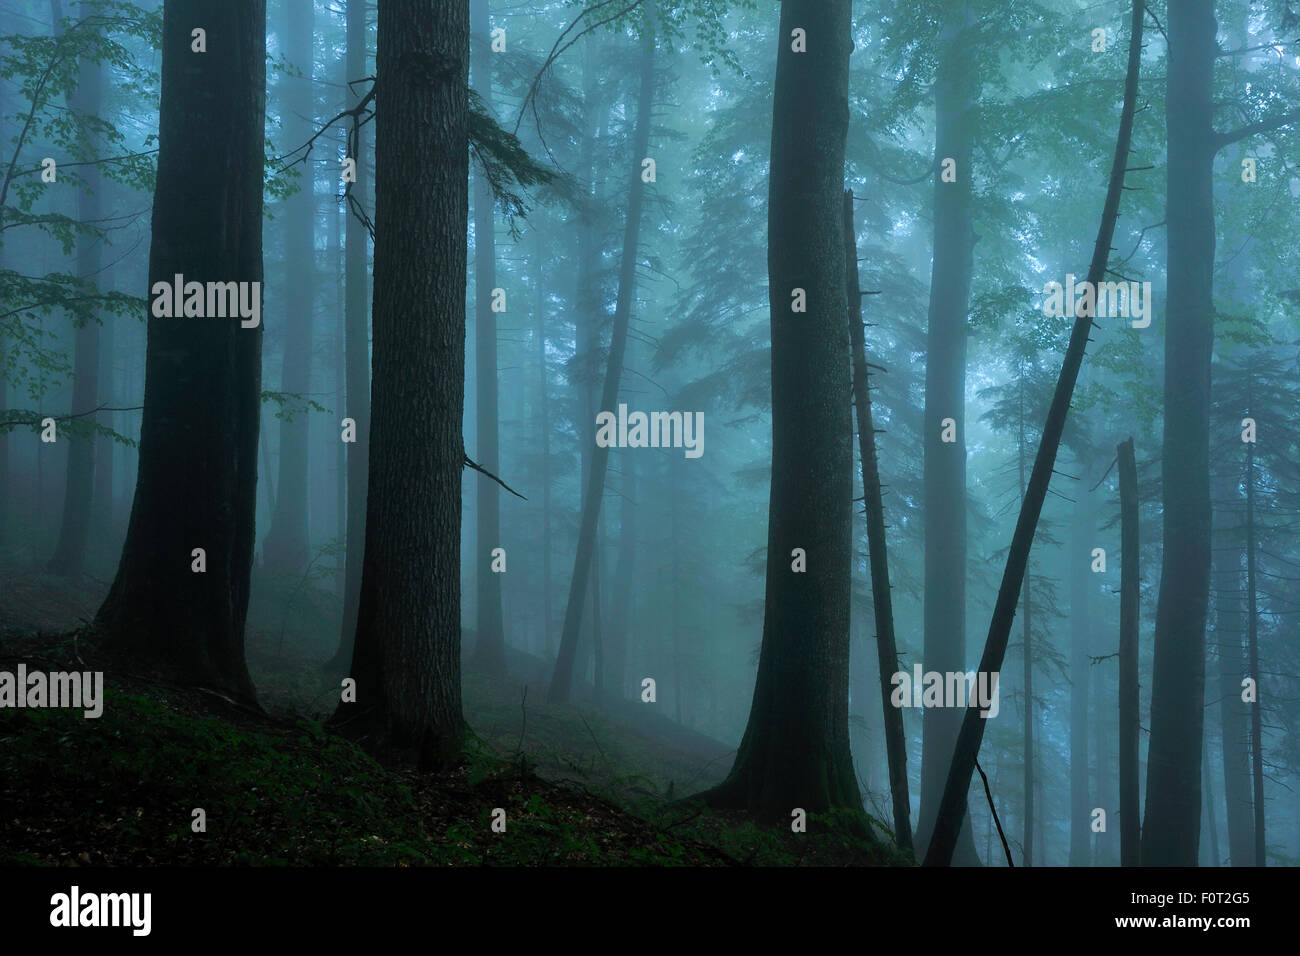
[49,10,102,579]
[328,0,371,674]
[471,0,506,676]
[700,0,858,819]
[844,189,911,851]
[1118,436,1140,866]
[261,0,314,576]
[916,2,981,866]
[1141,0,1216,868]
[923,0,1143,866]
[548,23,655,704]
[334,0,469,770]
[95,0,266,705]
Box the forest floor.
[0,560,907,866]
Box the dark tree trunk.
[1141,0,1215,867]
[1068,487,1092,866]
[534,232,553,657]
[471,0,506,676]
[701,0,858,819]
[95,0,266,705]
[844,189,911,851]
[261,0,314,576]
[548,25,655,704]
[915,3,981,866]
[1118,437,1140,866]
[1018,383,1033,867]
[335,0,469,771]
[49,11,102,579]
[328,0,371,674]
[923,0,1143,867]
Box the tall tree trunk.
[844,189,911,851]
[1202,730,1221,866]
[95,0,266,705]
[1244,405,1264,866]
[923,0,1143,866]
[335,0,469,771]
[548,24,655,704]
[49,9,102,579]
[471,0,506,675]
[261,0,314,576]
[1141,0,1215,867]
[915,3,980,865]
[534,233,553,657]
[1018,381,1033,867]
[607,456,634,702]
[1068,485,1092,865]
[329,0,371,673]
[701,0,858,819]
[1215,539,1254,865]
[1118,436,1140,866]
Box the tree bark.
[1141,0,1215,867]
[334,0,469,771]
[844,189,911,851]
[701,0,859,819]
[923,0,1143,867]
[915,2,981,865]
[1118,436,1140,866]
[95,0,266,705]
[328,0,371,674]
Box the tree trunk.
[1202,730,1220,866]
[915,3,981,865]
[1068,486,1092,865]
[471,0,506,676]
[261,0,314,576]
[334,0,469,771]
[607,456,634,702]
[1018,382,1033,867]
[49,10,102,579]
[701,0,858,819]
[1141,0,1215,867]
[534,232,553,658]
[329,0,371,674]
[548,24,655,704]
[844,189,911,851]
[1118,436,1140,866]
[923,0,1143,866]
[1244,408,1264,866]
[95,0,266,705]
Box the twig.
[975,757,1014,867]
[464,453,527,499]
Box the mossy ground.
[0,561,911,867]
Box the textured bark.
[329,0,371,673]
[1118,437,1140,866]
[915,3,981,865]
[261,0,314,576]
[1141,0,1215,867]
[701,0,859,819]
[844,190,911,850]
[923,0,1143,867]
[95,0,266,704]
[471,0,506,676]
[548,27,655,704]
[335,0,469,771]
[49,10,102,579]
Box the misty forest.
[1,0,1298,870]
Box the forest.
[1,0,1298,879]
